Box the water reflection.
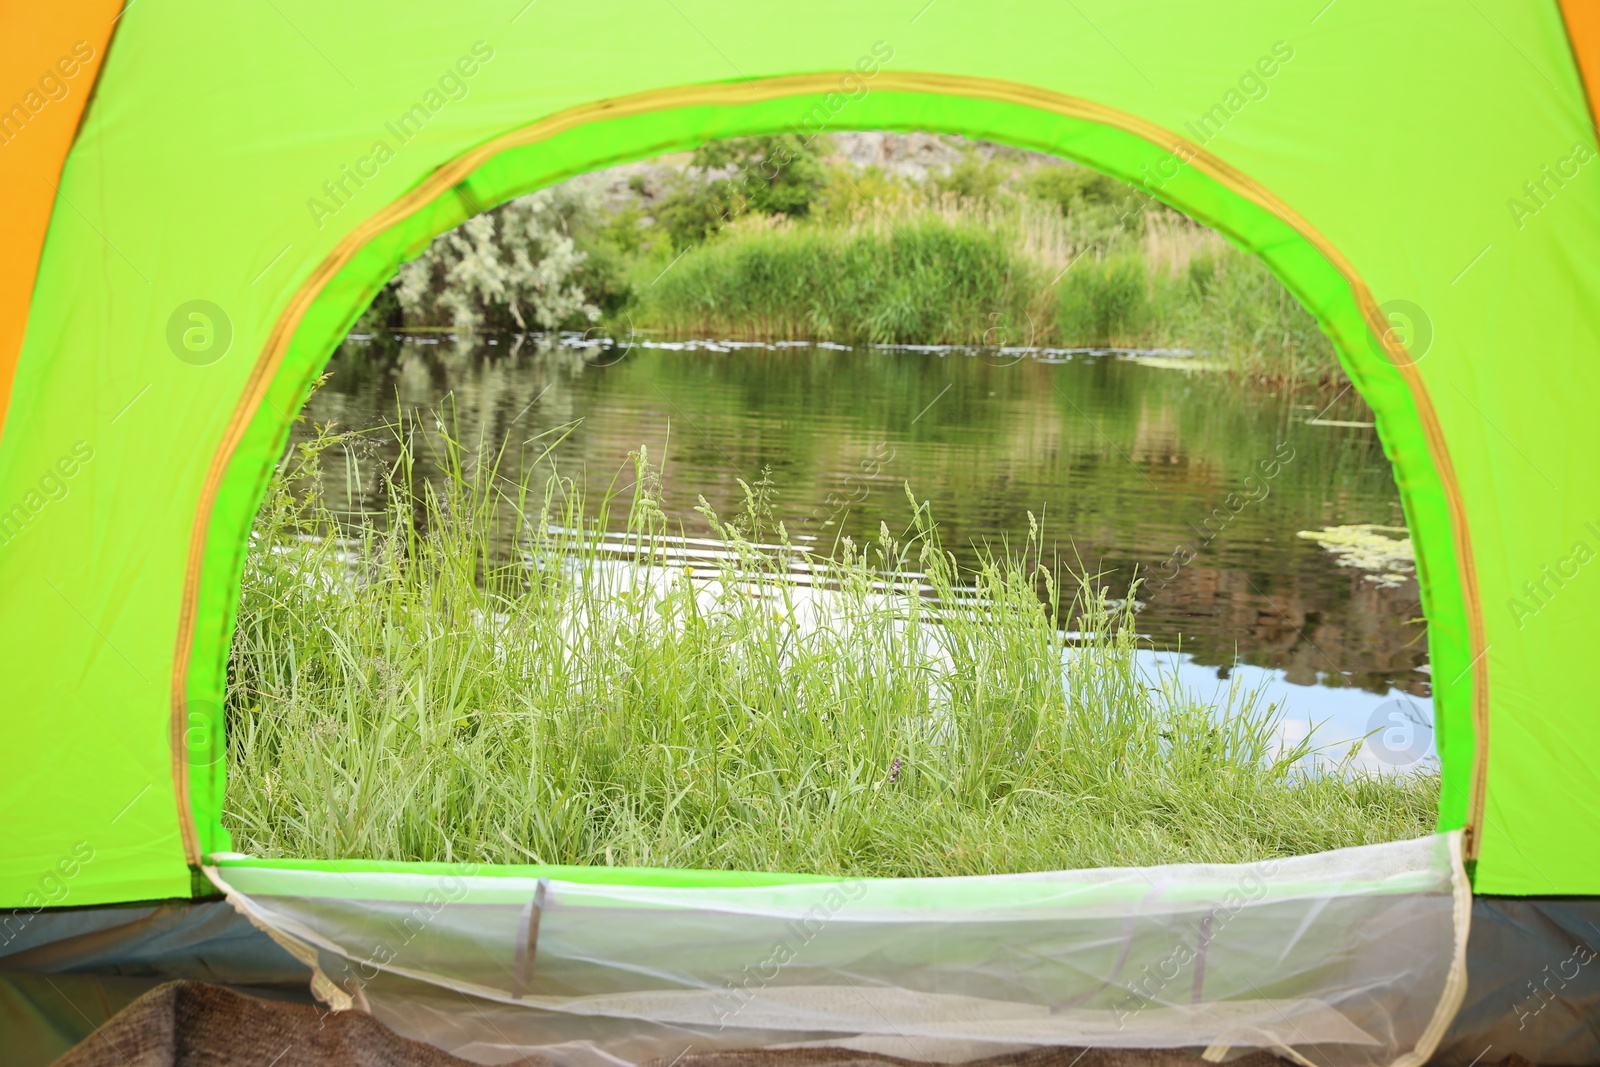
[299,332,1433,742]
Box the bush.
[569,234,636,322]
[814,164,915,225]
[394,188,599,334]
[652,171,743,250]
[930,153,1011,201]
[652,135,833,250]
[1025,165,1153,245]
[692,133,830,219]
[1024,165,1127,213]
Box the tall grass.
[224,419,1437,874]
[1051,216,1233,348]
[639,213,1044,346]
[633,195,1342,385]
[1177,247,1341,384]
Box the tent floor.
[34,980,1295,1067]
[3,896,1595,1066]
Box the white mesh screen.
[206,832,1469,1067]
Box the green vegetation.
[657,134,831,246]
[223,417,1436,873]
[639,213,1037,344]
[360,135,1344,387]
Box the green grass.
[1175,247,1341,385]
[637,214,1040,346]
[1054,253,1164,346]
[223,419,1437,875]
[628,200,1342,386]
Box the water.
[300,332,1435,767]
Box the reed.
[632,192,1342,385]
[636,213,1042,345]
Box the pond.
[301,332,1436,770]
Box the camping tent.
[2,1,1597,1063]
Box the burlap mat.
[48,980,538,1067]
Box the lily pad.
[1297,524,1414,587]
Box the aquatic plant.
[632,173,1338,384]
[637,213,1038,345]
[1177,246,1341,387]
[1298,524,1416,588]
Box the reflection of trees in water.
[295,337,1420,692]
[1141,561,1427,696]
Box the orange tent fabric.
[0,0,121,443]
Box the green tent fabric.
[0,0,1596,914]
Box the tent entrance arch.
[8,3,1600,1057]
[178,72,1485,869]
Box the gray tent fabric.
[1,901,315,1066]
[1428,898,1600,1067]
[1,901,307,986]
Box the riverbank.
[358,134,1344,388]
[223,421,1436,872]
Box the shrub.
[394,188,599,334]
[930,152,1011,201]
[692,133,831,219]
[652,135,833,250]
